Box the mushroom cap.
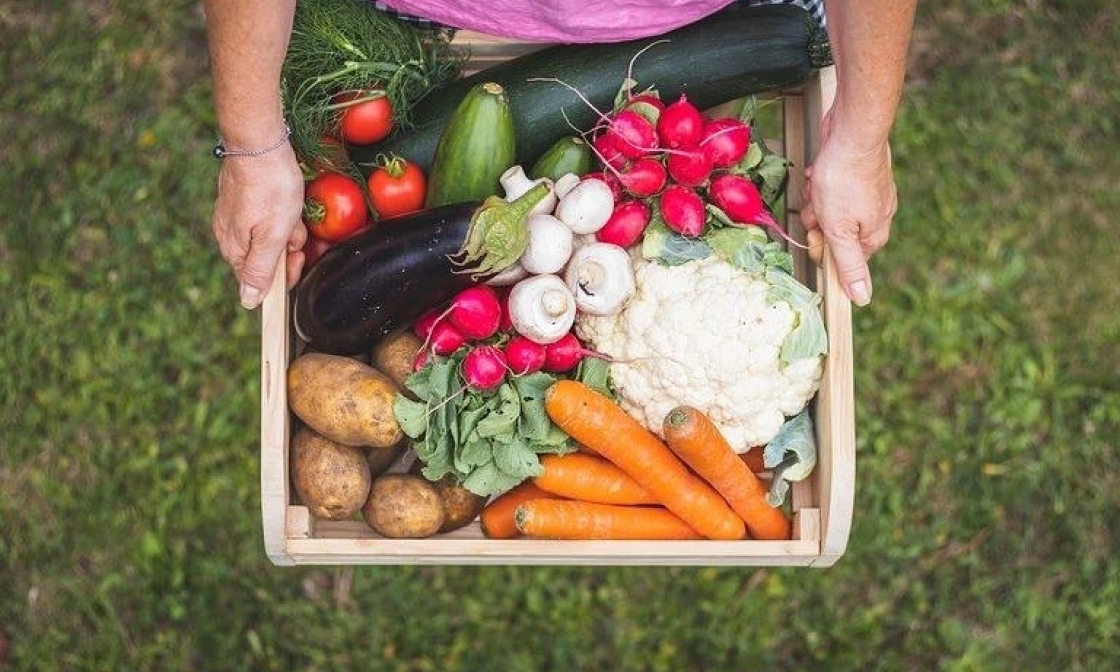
[520,214,574,275]
[564,242,635,316]
[508,274,577,344]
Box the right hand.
[211,145,307,310]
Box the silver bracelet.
[213,120,292,159]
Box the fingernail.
[849,280,871,307]
[240,283,262,310]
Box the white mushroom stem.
[520,214,574,275]
[564,243,635,316]
[507,274,577,344]
[553,173,582,199]
[554,177,615,234]
[485,262,530,287]
[500,165,556,217]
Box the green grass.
[2,1,1118,669]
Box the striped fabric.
[370,0,828,33]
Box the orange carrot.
[544,380,745,541]
[479,482,555,539]
[514,500,703,540]
[741,447,766,473]
[534,453,658,505]
[662,406,791,540]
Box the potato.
[371,329,424,389]
[362,474,445,538]
[287,353,403,448]
[409,460,487,533]
[367,439,408,479]
[291,426,371,520]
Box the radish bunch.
[589,89,780,242]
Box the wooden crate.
[259,36,853,566]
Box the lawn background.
[1,1,1118,669]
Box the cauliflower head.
[575,255,824,450]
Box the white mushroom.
[485,262,530,287]
[553,172,582,199]
[564,242,635,316]
[520,214,574,275]
[554,177,614,234]
[507,274,577,344]
[500,165,556,216]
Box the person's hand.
[211,146,307,309]
[800,108,898,307]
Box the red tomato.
[367,157,426,219]
[303,172,369,242]
[338,91,394,145]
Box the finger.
[827,228,873,307]
[287,220,308,253]
[807,228,825,267]
[286,249,306,290]
[238,227,289,310]
[800,179,819,231]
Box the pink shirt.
[378,0,739,43]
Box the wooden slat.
[260,259,295,566]
[284,537,820,566]
[802,66,856,568]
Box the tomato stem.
[302,199,326,224]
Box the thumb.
[827,230,873,307]
[238,232,286,310]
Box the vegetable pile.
[283,3,831,541]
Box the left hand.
[801,108,898,306]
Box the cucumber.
[424,82,516,207]
[353,5,829,173]
[530,136,594,181]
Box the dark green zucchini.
[530,136,594,181]
[293,203,481,354]
[425,82,516,207]
[352,5,830,172]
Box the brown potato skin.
[362,474,445,538]
[409,460,487,533]
[291,426,371,520]
[371,329,424,389]
[287,353,403,448]
[367,438,408,478]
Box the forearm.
[824,0,918,152]
[203,0,297,148]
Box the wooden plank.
[802,66,856,567]
[793,507,820,542]
[284,537,820,566]
[260,259,295,566]
[286,505,315,539]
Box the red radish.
[449,285,502,340]
[412,308,443,339]
[543,333,594,373]
[618,157,667,198]
[700,118,752,168]
[666,145,714,187]
[593,132,629,170]
[659,185,707,237]
[708,174,777,227]
[412,349,430,371]
[656,94,705,148]
[597,200,651,248]
[503,335,547,375]
[461,346,507,391]
[604,110,658,159]
[626,92,665,111]
[495,286,514,332]
[622,93,665,125]
[429,320,467,355]
[584,171,623,201]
